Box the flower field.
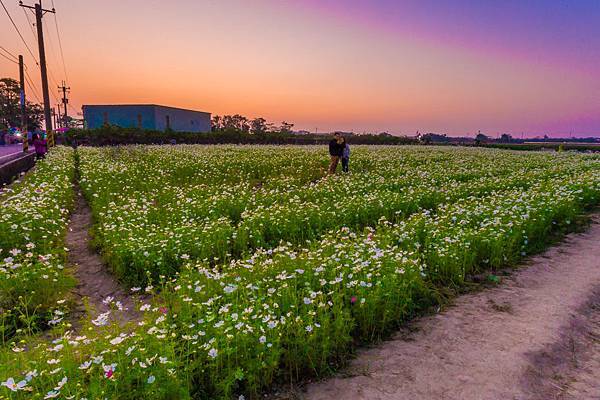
[1,145,600,399]
[0,147,76,341]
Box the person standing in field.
[341,138,350,173]
[328,132,344,174]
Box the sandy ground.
[66,188,139,323]
[302,217,600,400]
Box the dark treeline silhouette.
[62,125,416,147]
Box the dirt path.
[66,188,139,323]
[302,217,600,400]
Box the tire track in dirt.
[301,217,600,400]
[66,187,140,324]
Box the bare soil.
[66,188,139,323]
[302,217,600,400]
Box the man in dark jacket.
[328,132,344,174]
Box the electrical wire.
[0,45,19,62]
[0,0,39,64]
[42,19,63,92]
[50,0,68,83]
[25,76,43,103]
[20,2,62,104]
[21,6,37,43]
[0,51,18,64]
[24,67,43,103]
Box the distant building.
[83,104,211,133]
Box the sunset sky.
[1,0,599,136]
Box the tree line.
[211,114,295,134]
[0,78,44,130]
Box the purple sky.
[1,0,599,137]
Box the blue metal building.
[82,104,211,133]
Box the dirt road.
[65,188,139,323]
[303,218,600,400]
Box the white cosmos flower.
[110,336,125,345]
[44,390,60,399]
[1,377,27,391]
[79,361,92,370]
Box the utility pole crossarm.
[19,1,55,14]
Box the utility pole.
[58,81,70,128]
[52,107,58,129]
[53,105,60,129]
[20,1,56,146]
[18,55,29,152]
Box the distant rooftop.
[82,104,211,115]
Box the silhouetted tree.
[279,121,294,134]
[250,117,269,134]
[0,78,43,130]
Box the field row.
[0,147,76,341]
[1,145,599,400]
[78,146,596,285]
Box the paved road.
[0,144,27,160]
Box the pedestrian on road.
[33,133,48,160]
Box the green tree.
[0,78,44,130]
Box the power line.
[0,51,18,64]
[0,0,38,64]
[42,18,63,92]
[24,68,42,103]
[21,3,62,104]
[25,76,42,103]
[51,0,68,83]
[21,6,37,42]
[0,45,19,62]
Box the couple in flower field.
[328,132,350,174]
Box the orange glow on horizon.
[1,0,599,136]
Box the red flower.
[160,307,168,314]
[350,296,357,304]
[105,369,113,379]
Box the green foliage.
[1,146,599,399]
[0,78,44,130]
[62,126,417,146]
[0,147,76,341]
